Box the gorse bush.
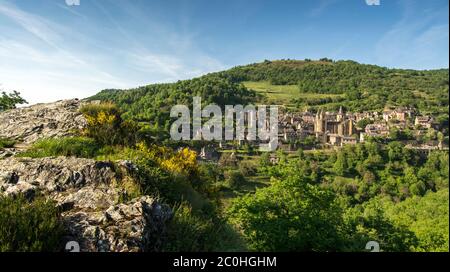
[132,144,207,208]
[80,102,139,146]
[161,147,198,178]
[80,102,123,146]
[94,143,206,208]
[18,137,100,158]
[79,102,120,117]
[0,195,64,252]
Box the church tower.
[337,106,344,122]
[315,110,324,133]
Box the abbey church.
[314,107,357,145]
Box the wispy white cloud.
[124,50,226,84]
[0,0,227,104]
[0,36,130,104]
[128,52,184,79]
[0,1,62,48]
[0,1,130,103]
[91,0,226,80]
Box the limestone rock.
[0,99,87,144]
[0,157,117,193]
[0,157,172,252]
[63,196,172,252]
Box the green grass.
[18,137,100,158]
[243,81,344,107]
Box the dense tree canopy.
[89,75,259,129]
[229,141,448,252]
[228,176,346,251]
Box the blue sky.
[0,0,448,104]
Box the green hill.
[89,59,449,126]
[218,59,448,113]
[89,74,259,128]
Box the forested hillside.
[90,75,258,128]
[219,59,449,113]
[228,144,449,252]
[89,59,449,127]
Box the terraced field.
[242,81,345,108]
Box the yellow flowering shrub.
[161,148,198,177]
[80,102,138,146]
[136,142,198,178]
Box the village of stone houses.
[198,105,448,163]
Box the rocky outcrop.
[0,99,173,252]
[0,157,117,194]
[0,157,172,252]
[63,196,172,252]
[0,99,87,144]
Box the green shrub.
[162,203,213,252]
[225,170,246,190]
[385,190,449,252]
[0,137,15,149]
[227,176,346,251]
[0,195,64,252]
[18,137,100,158]
[162,202,246,252]
[197,163,224,198]
[95,145,209,209]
